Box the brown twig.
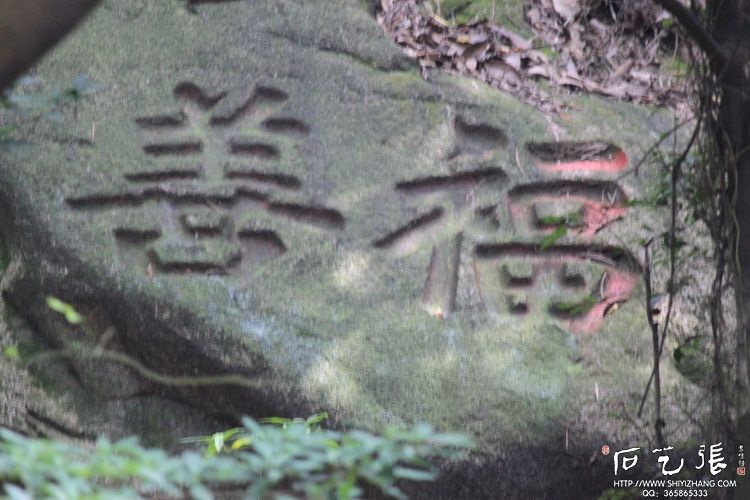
[637,118,702,423]
[641,240,665,448]
[24,341,263,390]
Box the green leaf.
[0,415,471,499]
[392,466,436,481]
[4,484,32,500]
[540,226,566,250]
[3,345,20,360]
[660,231,687,252]
[212,433,224,454]
[46,296,84,324]
[260,416,292,427]
[552,296,598,316]
[538,211,582,228]
[230,437,251,450]
[305,412,329,428]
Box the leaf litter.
[378,0,693,114]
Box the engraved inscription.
[507,180,628,241]
[67,82,343,276]
[526,142,628,174]
[375,126,639,332]
[473,244,640,334]
[374,117,509,318]
[492,143,638,333]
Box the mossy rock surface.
[437,0,529,30]
[0,0,707,497]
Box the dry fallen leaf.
[552,0,581,23]
[378,0,684,113]
[485,59,523,87]
[611,58,635,80]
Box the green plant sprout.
[0,415,473,500]
[45,296,83,325]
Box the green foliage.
[627,151,673,209]
[261,412,329,431]
[628,178,671,208]
[434,0,526,30]
[673,336,715,388]
[659,18,675,29]
[551,295,598,316]
[0,416,472,500]
[1,346,19,361]
[183,414,332,458]
[0,75,99,130]
[540,226,567,250]
[537,212,583,228]
[45,296,83,325]
[661,231,687,252]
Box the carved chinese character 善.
[67,82,343,276]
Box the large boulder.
[0,0,707,497]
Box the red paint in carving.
[535,149,628,174]
[577,201,628,240]
[507,186,629,242]
[473,244,640,334]
[564,269,640,334]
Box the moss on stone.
[0,0,707,487]
[0,235,8,275]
